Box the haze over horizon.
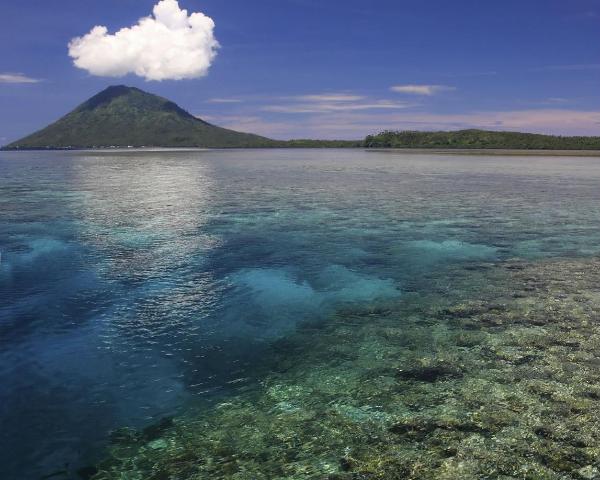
[1,0,599,142]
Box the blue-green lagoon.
[2,149,600,479]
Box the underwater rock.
[388,416,486,441]
[440,302,489,319]
[582,390,600,401]
[327,474,361,480]
[395,365,463,383]
[577,465,600,480]
[39,470,69,480]
[388,418,433,439]
[339,455,356,471]
[147,438,168,450]
[333,404,391,424]
[108,427,139,444]
[76,465,98,480]
[141,416,174,441]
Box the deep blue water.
[1,149,600,479]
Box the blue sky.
[1,0,599,142]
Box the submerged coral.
[92,257,600,480]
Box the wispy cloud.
[201,114,297,137]
[567,10,600,20]
[536,97,570,106]
[0,73,41,84]
[530,64,600,72]
[208,109,600,140]
[372,110,600,135]
[294,93,366,102]
[390,84,456,95]
[207,98,243,103]
[445,70,497,78]
[261,91,414,114]
[263,100,413,114]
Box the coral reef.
[92,257,600,480]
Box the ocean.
[2,149,600,479]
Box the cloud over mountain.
[68,0,219,81]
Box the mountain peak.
[78,85,171,112]
[5,86,274,149]
[98,85,142,98]
[105,84,139,93]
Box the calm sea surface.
[1,149,600,479]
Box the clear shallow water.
[1,149,600,479]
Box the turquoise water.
[1,149,600,479]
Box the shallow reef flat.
[92,257,600,480]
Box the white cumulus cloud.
[68,0,219,81]
[391,84,455,95]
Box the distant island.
[2,85,357,150]
[364,129,600,151]
[3,85,275,150]
[2,85,599,151]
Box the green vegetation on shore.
[363,129,600,150]
[283,139,361,148]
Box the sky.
[1,0,599,142]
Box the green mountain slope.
[4,85,276,149]
[364,129,600,150]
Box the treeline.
[363,129,600,150]
[279,139,362,148]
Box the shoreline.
[2,146,600,157]
[366,147,600,157]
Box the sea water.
[1,149,600,479]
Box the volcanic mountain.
[4,85,276,149]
